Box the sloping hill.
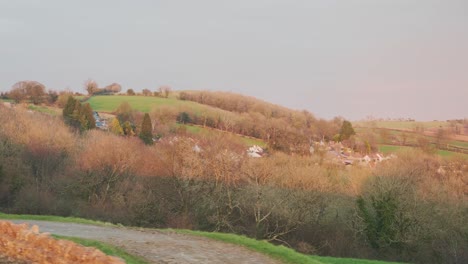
[86,93,337,154]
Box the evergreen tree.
[109,118,124,135]
[339,120,356,141]
[72,100,84,130]
[82,103,96,129]
[177,112,191,124]
[139,113,153,145]
[62,96,76,119]
[62,96,96,132]
[122,121,135,136]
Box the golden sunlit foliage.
[0,221,124,264]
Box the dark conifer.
[139,113,153,145]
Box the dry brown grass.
[0,106,75,155]
[0,221,124,264]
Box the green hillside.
[87,95,267,147]
[86,95,205,113]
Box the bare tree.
[142,89,152,96]
[84,79,99,95]
[104,83,122,94]
[10,81,46,104]
[158,86,172,98]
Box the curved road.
[6,220,280,264]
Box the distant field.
[378,145,411,154]
[354,120,449,130]
[450,140,468,148]
[436,149,468,158]
[378,144,468,159]
[87,95,206,113]
[357,127,468,150]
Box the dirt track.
[6,220,280,264]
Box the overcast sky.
[1,0,467,120]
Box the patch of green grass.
[450,140,468,149]
[180,124,203,134]
[436,149,468,159]
[378,145,411,154]
[174,230,398,264]
[378,145,468,159]
[27,104,59,115]
[0,212,115,227]
[313,255,400,264]
[53,235,148,264]
[87,95,205,113]
[240,136,267,147]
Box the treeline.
[177,91,343,153]
[0,106,466,263]
[3,80,59,105]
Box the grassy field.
[378,144,468,159]
[450,140,468,148]
[86,95,268,147]
[436,149,468,158]
[87,95,205,113]
[353,120,450,130]
[0,212,399,264]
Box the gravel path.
[6,220,280,264]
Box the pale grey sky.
[1,0,467,120]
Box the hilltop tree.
[84,79,99,95]
[158,86,171,98]
[127,89,135,96]
[139,113,153,145]
[142,89,152,96]
[10,81,46,104]
[339,120,355,141]
[103,83,122,94]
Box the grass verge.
[174,230,398,264]
[53,235,148,264]
[0,212,115,227]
